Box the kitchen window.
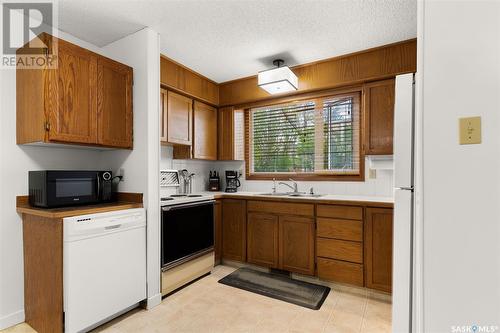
[246,91,362,181]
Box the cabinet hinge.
[44,121,50,131]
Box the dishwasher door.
[63,208,146,333]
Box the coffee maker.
[225,170,241,193]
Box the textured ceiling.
[58,0,417,83]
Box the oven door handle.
[162,200,215,211]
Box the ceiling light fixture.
[258,59,298,95]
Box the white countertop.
[198,191,394,204]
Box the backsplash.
[160,146,394,197]
[160,146,217,196]
[213,158,394,197]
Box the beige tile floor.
[2,265,391,333]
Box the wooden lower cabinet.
[222,199,247,262]
[317,257,364,287]
[214,200,222,264]
[247,213,279,268]
[317,238,363,264]
[279,216,315,275]
[364,207,393,292]
[220,198,393,291]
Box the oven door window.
[161,202,214,268]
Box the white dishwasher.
[63,208,147,333]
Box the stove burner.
[187,194,203,197]
[161,197,174,201]
[170,194,187,198]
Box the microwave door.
[48,173,98,207]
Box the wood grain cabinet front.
[364,207,393,292]
[279,215,315,275]
[247,213,279,268]
[218,107,245,161]
[363,79,395,155]
[97,56,133,148]
[16,33,133,149]
[166,91,193,145]
[193,101,217,160]
[222,199,247,262]
[214,200,222,265]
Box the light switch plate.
[459,116,481,145]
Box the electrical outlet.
[459,116,481,145]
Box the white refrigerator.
[392,73,416,333]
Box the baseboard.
[0,309,25,330]
[146,293,162,309]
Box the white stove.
[160,193,215,206]
[160,192,215,296]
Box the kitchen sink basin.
[258,192,289,196]
[259,192,324,198]
[287,193,324,198]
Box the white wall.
[101,28,161,308]
[0,26,160,328]
[420,1,500,331]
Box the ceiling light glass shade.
[258,66,298,94]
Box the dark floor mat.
[218,267,330,310]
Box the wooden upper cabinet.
[193,101,217,160]
[16,33,133,149]
[218,107,245,161]
[363,79,395,155]
[222,199,247,262]
[364,207,393,292]
[166,91,192,145]
[160,55,219,105]
[48,38,98,144]
[279,215,315,275]
[247,213,279,268]
[97,56,133,148]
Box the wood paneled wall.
[218,39,416,107]
[160,55,219,106]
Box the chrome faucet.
[278,178,299,193]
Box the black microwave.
[29,170,113,208]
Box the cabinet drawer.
[317,257,364,286]
[317,205,363,220]
[317,238,363,263]
[317,218,363,242]
[247,201,314,217]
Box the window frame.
[244,87,365,181]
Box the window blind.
[249,92,360,175]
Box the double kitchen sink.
[259,192,324,198]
